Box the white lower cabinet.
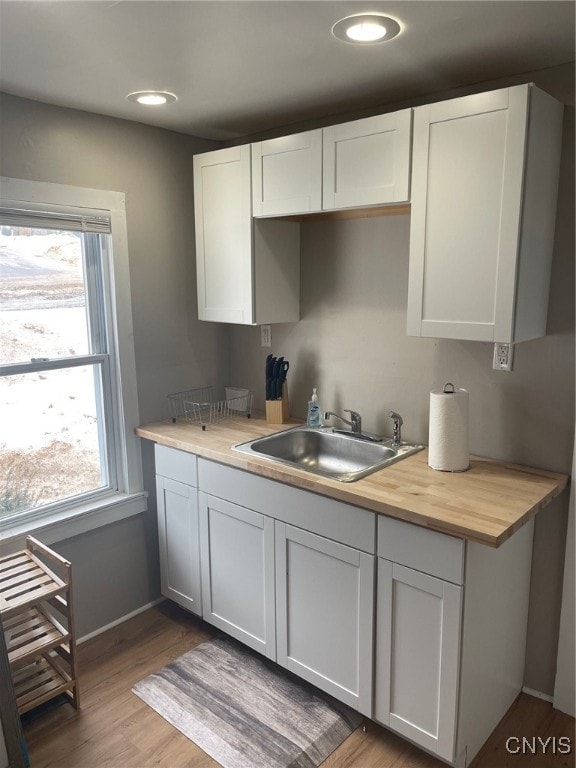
[275,522,374,715]
[156,476,202,615]
[198,492,276,660]
[154,449,535,768]
[155,445,202,616]
[374,559,462,761]
[373,513,534,767]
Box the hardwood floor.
[21,602,575,768]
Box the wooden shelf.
[0,537,79,715]
[4,605,70,666]
[276,203,411,222]
[12,652,75,715]
[0,548,67,619]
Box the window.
[0,178,145,542]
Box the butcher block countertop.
[136,416,569,548]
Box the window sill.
[0,491,148,553]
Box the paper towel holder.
[428,382,470,473]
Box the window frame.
[0,177,146,549]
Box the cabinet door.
[375,559,462,762]
[156,475,202,616]
[275,522,374,714]
[199,492,276,659]
[252,130,322,216]
[193,145,253,324]
[406,86,529,342]
[322,110,411,210]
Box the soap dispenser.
[307,388,323,428]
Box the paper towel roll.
[428,383,470,472]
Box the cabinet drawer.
[377,515,465,584]
[155,444,198,486]
[198,459,376,553]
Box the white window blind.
[0,207,111,233]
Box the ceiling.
[0,1,574,141]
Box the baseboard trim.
[522,686,554,703]
[77,597,166,644]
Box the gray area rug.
[132,635,363,768]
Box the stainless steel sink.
[233,426,424,482]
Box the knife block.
[266,382,289,424]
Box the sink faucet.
[324,409,362,434]
[389,411,403,447]
[324,410,382,442]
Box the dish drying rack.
[168,385,253,430]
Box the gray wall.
[227,65,575,695]
[0,93,228,636]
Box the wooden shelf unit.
[0,536,79,715]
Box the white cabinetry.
[374,513,534,766]
[323,111,411,210]
[375,560,462,761]
[251,110,411,217]
[252,130,322,216]
[374,515,464,762]
[155,444,202,616]
[193,145,300,324]
[275,522,374,714]
[197,457,376,713]
[198,492,276,659]
[153,445,537,767]
[407,84,563,343]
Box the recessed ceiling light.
[332,14,401,45]
[127,91,177,106]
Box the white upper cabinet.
[195,84,562,328]
[406,84,564,343]
[251,110,411,217]
[194,145,300,324]
[322,111,412,210]
[252,130,322,216]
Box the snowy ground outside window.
[1,232,105,517]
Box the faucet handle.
[342,409,362,434]
[389,411,403,446]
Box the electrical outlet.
[493,342,514,371]
[261,324,272,348]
